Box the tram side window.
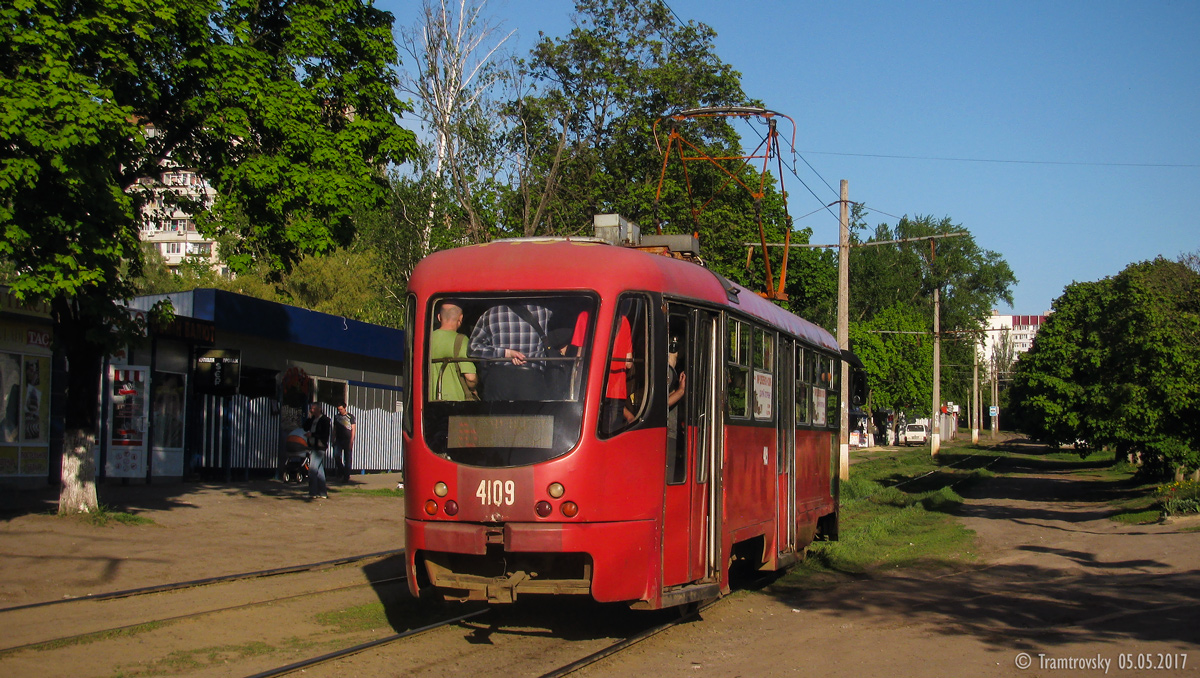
[809,350,827,426]
[795,346,809,427]
[599,295,650,438]
[752,328,774,421]
[726,319,750,419]
[825,355,840,428]
[402,294,415,435]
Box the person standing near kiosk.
[332,402,356,482]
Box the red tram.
[402,233,841,610]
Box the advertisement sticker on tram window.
[753,370,773,419]
[812,387,827,426]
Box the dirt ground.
[2,442,1199,677]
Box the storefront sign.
[194,349,241,396]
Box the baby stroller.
[283,428,310,484]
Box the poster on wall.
[23,356,49,443]
[812,387,827,427]
[0,352,20,444]
[152,372,186,449]
[108,366,148,477]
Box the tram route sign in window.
[194,349,241,396]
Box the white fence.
[200,396,402,473]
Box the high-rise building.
[133,126,225,277]
[981,311,1049,375]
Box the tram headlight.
[561,501,579,518]
[547,482,565,499]
[444,500,459,516]
[535,500,552,518]
[424,500,438,516]
[433,481,448,497]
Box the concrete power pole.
[972,338,979,445]
[838,180,850,480]
[931,283,941,456]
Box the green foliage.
[844,214,1015,414]
[1157,480,1200,517]
[1010,257,1200,477]
[2,0,415,512]
[849,303,932,413]
[72,505,156,527]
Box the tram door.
[661,306,720,586]
[776,339,797,560]
[693,309,721,582]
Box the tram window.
[795,346,809,426]
[599,294,650,438]
[665,312,689,484]
[811,352,828,427]
[726,319,749,419]
[420,293,596,467]
[402,294,415,435]
[826,357,840,428]
[752,328,774,421]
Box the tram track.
[0,572,409,655]
[0,548,406,614]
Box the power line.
[799,150,1200,169]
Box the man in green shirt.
[429,301,478,401]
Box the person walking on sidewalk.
[333,402,356,482]
[303,402,332,499]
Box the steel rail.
[0,548,405,614]
[536,603,712,678]
[0,575,409,656]
[244,608,490,678]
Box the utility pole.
[990,369,998,440]
[837,180,850,480]
[930,239,941,457]
[972,342,979,444]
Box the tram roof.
[411,238,840,353]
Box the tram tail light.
[535,500,552,518]
[424,500,438,515]
[547,482,565,499]
[444,500,459,516]
[433,481,448,497]
[561,501,579,518]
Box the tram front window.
[423,294,595,467]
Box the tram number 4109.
[476,479,516,507]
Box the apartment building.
[982,311,1049,373]
[134,126,225,276]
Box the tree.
[847,215,1016,411]
[397,0,515,248]
[1,0,415,513]
[848,303,932,414]
[516,0,784,261]
[1010,257,1200,477]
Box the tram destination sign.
[194,349,241,396]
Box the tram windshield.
[422,294,596,467]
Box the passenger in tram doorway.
[667,333,687,410]
[429,301,478,401]
[303,402,331,499]
[602,314,637,431]
[332,402,356,483]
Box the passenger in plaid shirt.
[469,303,553,366]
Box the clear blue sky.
[380,0,1200,315]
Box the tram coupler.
[486,571,529,603]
